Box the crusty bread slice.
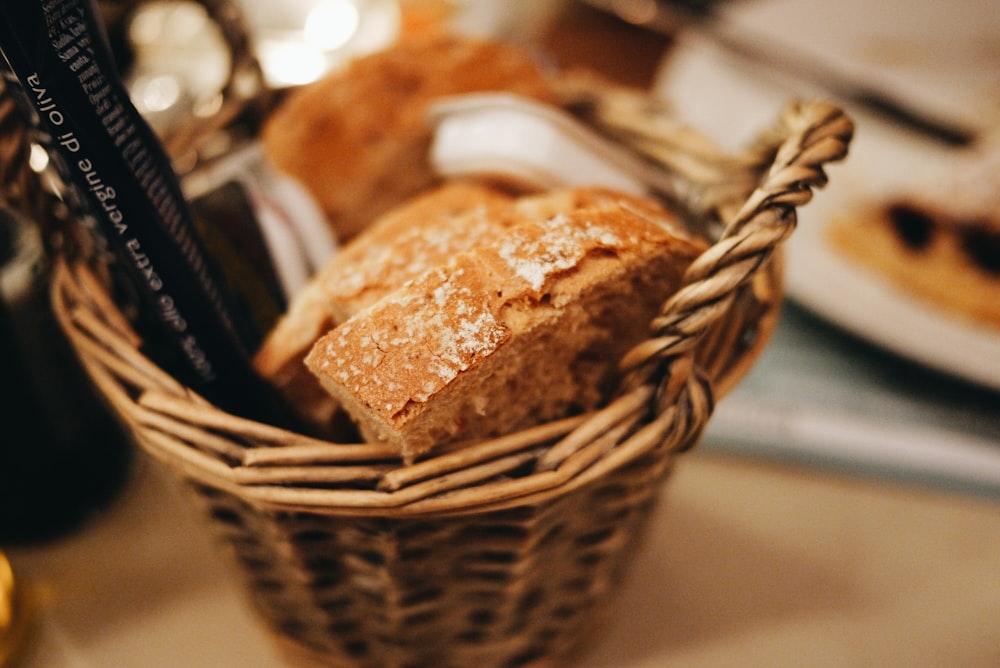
[318,180,518,322]
[305,190,706,460]
[252,277,340,432]
[253,180,518,433]
[317,181,684,321]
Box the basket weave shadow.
[40,97,851,667]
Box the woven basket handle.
[622,99,853,446]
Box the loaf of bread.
[318,181,519,322]
[254,180,521,432]
[304,187,707,461]
[261,35,556,242]
[252,276,340,432]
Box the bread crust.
[318,180,519,322]
[252,278,339,431]
[253,180,517,433]
[261,36,556,242]
[306,188,706,460]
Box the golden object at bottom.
[0,551,34,667]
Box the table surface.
[7,441,1000,668]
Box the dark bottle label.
[0,0,299,427]
[0,208,131,544]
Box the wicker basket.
[0,3,853,666]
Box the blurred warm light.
[129,0,212,47]
[125,0,229,132]
[123,0,402,116]
[240,0,400,86]
[0,551,12,630]
[28,144,49,173]
[132,74,183,114]
[305,0,362,51]
[258,40,328,87]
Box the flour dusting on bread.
[305,187,706,460]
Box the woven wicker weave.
[0,3,854,666]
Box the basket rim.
[47,98,852,517]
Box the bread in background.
[261,36,556,242]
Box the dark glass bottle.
[0,207,132,544]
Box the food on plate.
[825,142,1000,328]
[260,35,556,242]
[302,186,706,461]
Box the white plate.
[653,1,1000,391]
[784,185,1000,393]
